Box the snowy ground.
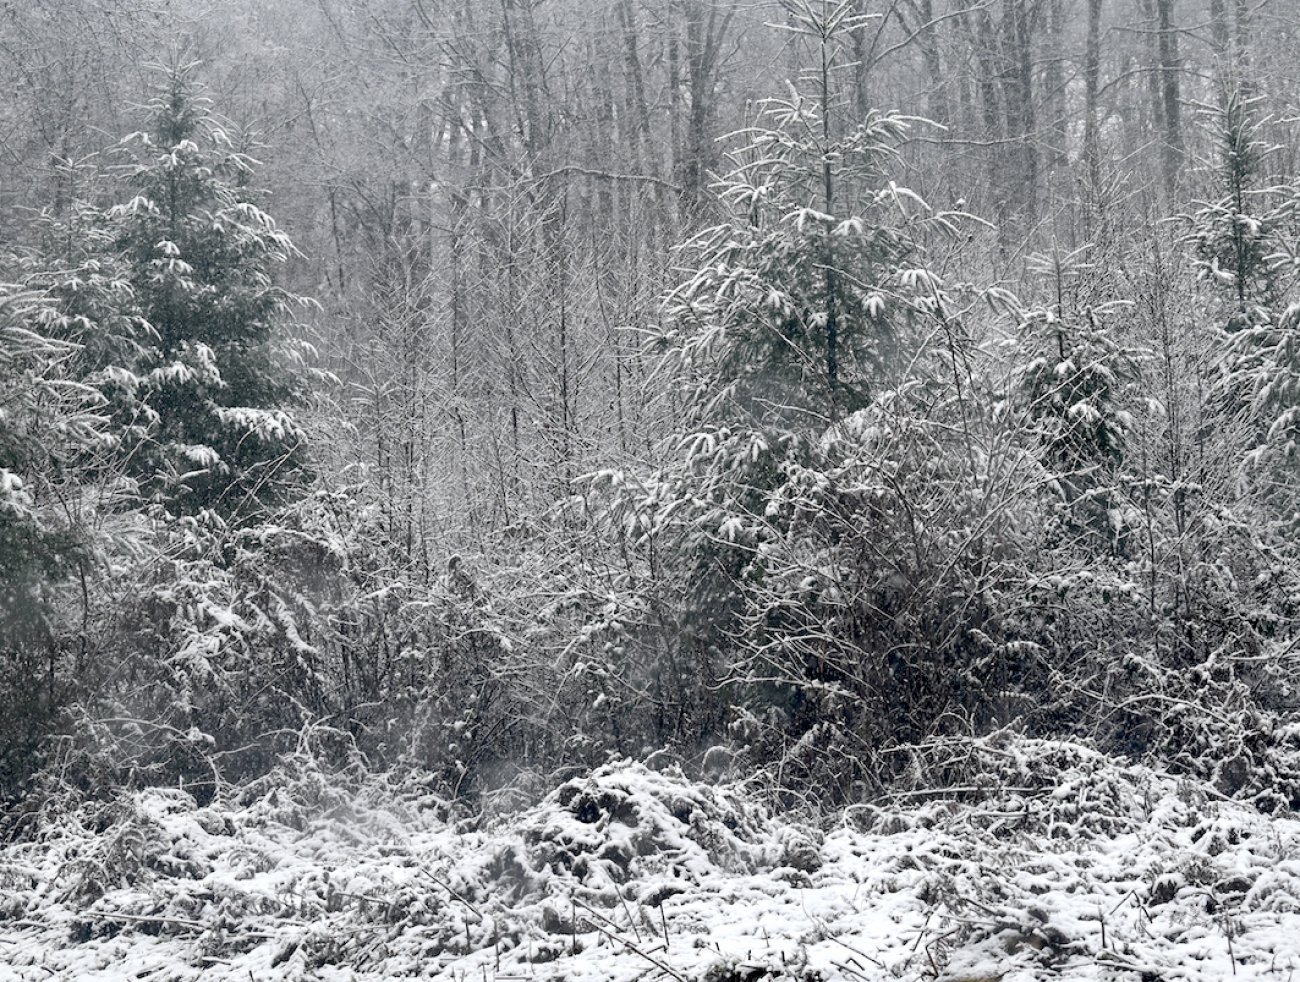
[2,737,1298,981]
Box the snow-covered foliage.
[7,38,1300,982]
[1007,247,1145,555]
[1184,84,1300,522]
[102,62,316,519]
[0,286,108,789]
[4,740,1300,981]
[591,5,1014,796]
[0,64,325,795]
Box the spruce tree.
[108,63,312,519]
[1010,246,1142,554]
[616,0,1000,788]
[1186,87,1285,328]
[1186,84,1300,523]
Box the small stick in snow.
[831,958,872,982]
[572,897,639,944]
[619,890,643,942]
[417,864,487,923]
[827,935,884,969]
[910,911,933,953]
[1224,916,1237,975]
[571,898,688,982]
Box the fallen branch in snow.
[826,933,885,969]
[415,858,489,923]
[830,956,874,981]
[572,895,687,982]
[75,910,289,937]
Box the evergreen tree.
[0,286,105,790]
[610,1,1006,790]
[655,0,968,610]
[1186,87,1288,329]
[1186,84,1300,523]
[1010,246,1142,554]
[108,63,313,519]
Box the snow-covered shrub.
[0,287,108,796]
[593,13,1031,797]
[478,762,773,905]
[1007,247,1145,557]
[35,498,349,800]
[713,381,1038,802]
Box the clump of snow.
[2,738,1299,980]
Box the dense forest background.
[4,0,1300,817]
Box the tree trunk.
[901,0,947,125]
[1138,0,1166,186]
[1006,0,1038,230]
[1083,0,1104,197]
[850,3,871,119]
[969,7,1009,240]
[617,0,672,237]
[677,0,733,219]
[1156,0,1183,192]
[1234,0,1250,66]
[1045,0,1068,169]
[1209,0,1228,56]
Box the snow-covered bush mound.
[480,763,777,905]
[2,739,1300,980]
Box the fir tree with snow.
[626,0,1010,791]
[1187,84,1300,525]
[1010,246,1143,554]
[109,63,313,520]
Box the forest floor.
[1,736,1298,981]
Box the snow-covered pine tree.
[108,62,313,520]
[0,286,106,791]
[1186,87,1286,330]
[1010,246,1142,555]
[1186,84,1300,525]
[610,0,1010,793]
[654,2,965,601]
[2,67,338,796]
